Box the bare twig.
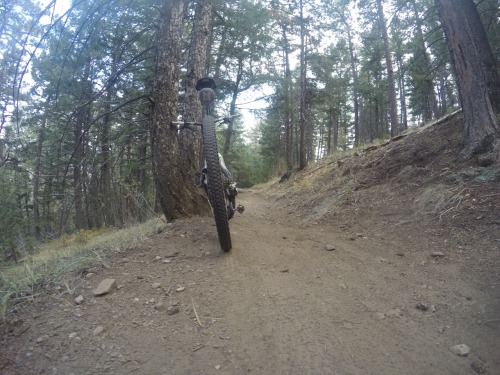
[192,344,205,352]
[191,298,204,327]
[339,337,354,359]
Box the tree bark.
[435,0,500,159]
[151,0,186,221]
[179,0,213,217]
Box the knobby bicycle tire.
[202,115,232,251]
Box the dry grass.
[0,217,167,317]
[413,184,468,219]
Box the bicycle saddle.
[196,77,216,91]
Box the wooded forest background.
[0,0,499,259]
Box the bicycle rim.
[202,115,232,252]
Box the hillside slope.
[264,111,499,286]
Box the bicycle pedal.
[237,205,245,214]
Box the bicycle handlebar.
[171,115,239,130]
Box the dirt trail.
[2,189,499,375]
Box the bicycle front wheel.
[202,115,232,252]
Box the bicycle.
[171,77,244,252]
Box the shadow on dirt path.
[1,189,499,374]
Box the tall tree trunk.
[33,117,46,240]
[43,156,54,233]
[305,90,314,163]
[223,57,242,159]
[397,55,408,131]
[327,108,333,154]
[298,0,308,170]
[345,24,360,147]
[74,63,91,230]
[410,0,437,122]
[438,75,448,116]
[281,22,293,170]
[333,109,339,152]
[435,0,500,159]
[138,129,148,220]
[212,23,227,83]
[376,0,399,137]
[179,0,213,217]
[100,48,118,227]
[73,107,86,230]
[152,0,186,221]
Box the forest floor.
[1,112,500,375]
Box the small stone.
[152,282,161,289]
[73,307,82,317]
[121,258,130,263]
[477,155,495,167]
[449,344,471,357]
[470,361,487,374]
[163,259,171,263]
[167,304,180,315]
[155,256,162,261]
[375,312,385,320]
[416,302,429,311]
[215,365,221,370]
[325,244,336,251]
[342,322,353,329]
[68,332,78,339]
[93,279,116,296]
[431,252,445,258]
[93,326,105,336]
[154,302,165,311]
[74,295,84,305]
[386,308,402,317]
[36,334,49,343]
[176,286,185,292]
